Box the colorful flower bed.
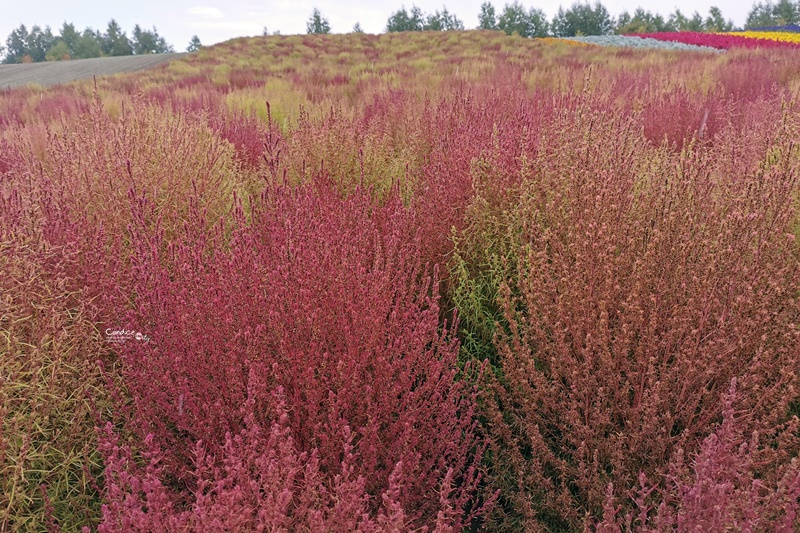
[721,30,800,44]
[631,31,800,49]
[561,34,721,52]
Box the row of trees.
[304,6,466,35]
[614,6,732,34]
[306,0,800,36]
[0,20,203,64]
[405,2,734,37]
[385,6,466,32]
[747,0,800,27]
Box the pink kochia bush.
[94,178,488,531]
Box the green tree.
[4,24,31,63]
[386,5,425,31]
[705,6,734,31]
[478,2,499,29]
[552,1,613,36]
[616,7,672,33]
[746,0,800,27]
[617,10,632,29]
[187,35,203,52]
[73,28,104,59]
[746,1,773,27]
[687,11,706,30]
[668,9,690,30]
[3,24,56,63]
[45,40,70,60]
[498,1,550,37]
[102,19,132,56]
[424,7,464,30]
[306,8,331,34]
[28,25,56,62]
[772,0,800,24]
[57,22,81,57]
[132,25,173,54]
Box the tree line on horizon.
[3,0,800,63]
[318,0,799,37]
[0,20,203,64]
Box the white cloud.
[186,7,225,20]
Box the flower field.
[1,30,800,532]
[558,35,720,52]
[632,29,800,49]
[725,30,800,44]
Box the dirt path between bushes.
[0,53,188,90]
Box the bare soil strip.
[0,53,187,90]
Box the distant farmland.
[0,52,186,89]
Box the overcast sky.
[1,1,754,53]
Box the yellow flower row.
[719,31,800,44]
[536,37,597,47]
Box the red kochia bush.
[639,87,723,150]
[96,177,487,530]
[96,391,424,532]
[208,111,266,170]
